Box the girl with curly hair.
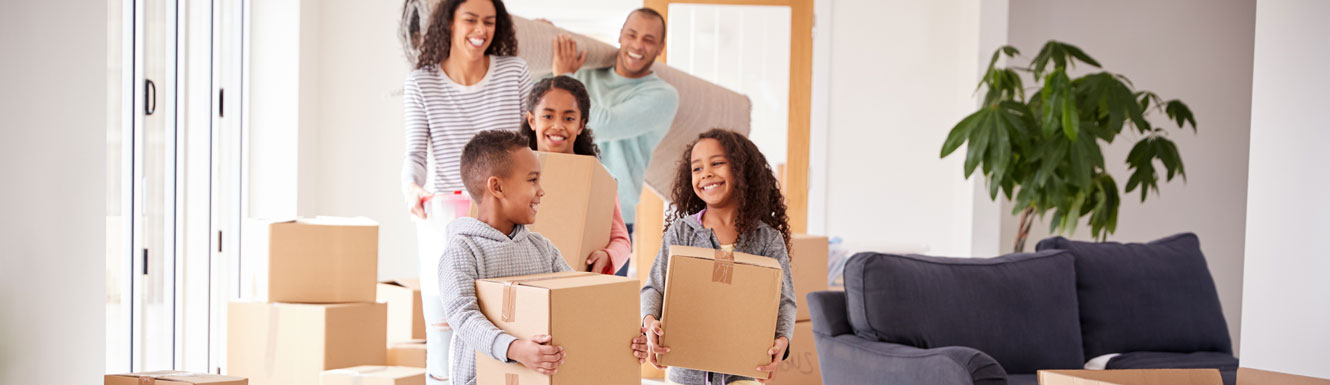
[639,129,797,385]
[517,76,633,276]
[399,1,529,383]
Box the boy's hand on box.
[586,250,610,273]
[642,315,670,369]
[630,328,650,363]
[506,334,565,375]
[754,336,789,383]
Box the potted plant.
[941,41,1197,252]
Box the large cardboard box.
[527,152,617,270]
[379,279,425,342]
[1237,368,1330,385]
[387,341,427,368]
[242,217,378,303]
[766,321,821,385]
[1038,369,1222,385]
[789,235,828,322]
[657,245,784,379]
[227,301,388,385]
[474,272,639,385]
[321,366,426,385]
[106,371,246,385]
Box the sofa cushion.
[844,250,1084,374]
[1036,233,1232,359]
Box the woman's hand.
[754,336,790,383]
[641,315,670,369]
[404,183,431,219]
[506,334,565,375]
[585,250,610,273]
[551,34,587,76]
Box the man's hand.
[585,250,610,273]
[551,34,587,76]
[754,336,789,383]
[506,335,565,375]
[642,315,670,369]
[405,183,431,219]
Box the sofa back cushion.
[1036,233,1232,358]
[843,250,1084,374]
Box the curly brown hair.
[415,0,519,70]
[666,129,791,252]
[519,76,600,158]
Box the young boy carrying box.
[439,130,651,385]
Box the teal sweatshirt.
[565,66,679,224]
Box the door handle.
[145,79,157,115]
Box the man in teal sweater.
[550,9,679,270]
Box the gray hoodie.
[641,211,797,385]
[438,217,573,385]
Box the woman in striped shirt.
[399,1,530,383]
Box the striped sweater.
[402,55,533,192]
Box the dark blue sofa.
[807,233,1238,385]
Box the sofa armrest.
[807,290,853,337]
[811,331,1008,385]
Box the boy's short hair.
[460,130,531,198]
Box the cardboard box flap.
[292,216,378,227]
[380,278,422,290]
[477,272,618,290]
[669,245,781,269]
[1038,369,1222,385]
[108,371,247,384]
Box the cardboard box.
[106,371,246,385]
[1038,369,1222,385]
[242,217,378,303]
[321,366,426,385]
[1237,368,1330,385]
[766,321,820,385]
[474,272,639,385]
[379,279,426,342]
[657,245,784,379]
[387,341,427,368]
[227,301,388,385]
[789,235,828,322]
[527,152,617,270]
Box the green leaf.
[1062,97,1080,142]
[941,110,984,157]
[1062,43,1102,68]
[964,110,996,177]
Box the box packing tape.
[711,249,734,284]
[505,373,519,385]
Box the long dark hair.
[519,76,600,158]
[416,0,518,70]
[666,129,791,252]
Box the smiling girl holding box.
[518,76,632,275]
[640,129,797,384]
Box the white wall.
[1002,0,1257,354]
[1239,0,1330,378]
[0,0,107,383]
[822,0,984,257]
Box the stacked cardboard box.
[387,341,427,368]
[474,272,640,385]
[229,217,386,385]
[768,234,830,385]
[1039,369,1222,384]
[379,279,425,343]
